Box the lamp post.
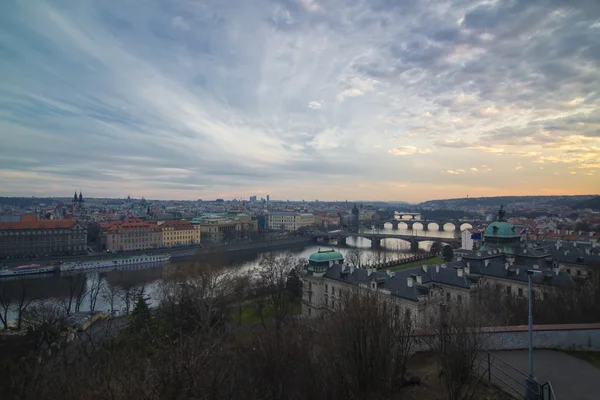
[526,269,543,400]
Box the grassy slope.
[384,256,445,272]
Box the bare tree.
[160,250,234,334]
[322,289,414,396]
[60,274,86,315]
[0,283,13,329]
[253,252,303,331]
[21,301,69,350]
[87,273,104,313]
[423,302,487,400]
[14,281,36,330]
[345,247,364,268]
[101,283,122,315]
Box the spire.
[73,191,78,202]
[79,191,83,204]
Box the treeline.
[419,195,593,208]
[2,251,600,399]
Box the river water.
[1,224,459,322]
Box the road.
[488,350,600,400]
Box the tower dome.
[480,205,521,253]
[307,248,344,273]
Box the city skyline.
[1,0,600,202]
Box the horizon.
[1,1,600,202]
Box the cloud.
[308,100,322,109]
[1,0,599,200]
[388,146,432,156]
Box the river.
[1,224,459,323]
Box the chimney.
[457,268,464,277]
[515,268,520,275]
[467,261,471,268]
[422,265,427,273]
[574,242,577,247]
[555,242,560,250]
[590,232,594,237]
[579,230,583,235]
[505,262,509,270]
[350,265,355,274]
[407,276,414,288]
[367,268,373,276]
[533,264,539,269]
[436,264,440,273]
[484,259,490,267]
[414,274,422,284]
[564,250,569,256]
[441,263,447,268]
[465,266,470,275]
[386,270,395,277]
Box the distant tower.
[352,204,360,233]
[73,191,78,205]
[79,191,83,205]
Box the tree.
[0,283,13,329]
[87,273,104,313]
[322,290,414,396]
[430,241,443,254]
[21,302,69,350]
[254,252,303,331]
[60,274,86,316]
[442,245,454,262]
[346,247,364,268]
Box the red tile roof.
[0,217,79,230]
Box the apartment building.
[100,219,161,252]
[0,215,87,258]
[267,212,315,231]
[158,220,201,247]
[191,213,258,243]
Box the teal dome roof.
[309,249,344,263]
[484,221,520,238]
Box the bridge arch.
[459,223,473,231]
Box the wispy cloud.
[1,0,599,201]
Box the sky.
[1,0,599,203]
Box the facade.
[158,220,201,247]
[0,215,87,258]
[302,207,577,325]
[191,213,258,243]
[100,219,161,252]
[267,212,315,231]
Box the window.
[446,292,451,301]
[457,295,462,303]
[308,308,311,316]
[577,270,581,277]
[324,297,328,307]
[567,269,571,274]
[506,286,512,295]
[332,300,335,309]
[325,284,328,293]
[332,286,335,295]
[518,288,523,297]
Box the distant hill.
[572,196,600,210]
[418,195,594,208]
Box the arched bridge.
[311,232,461,252]
[364,219,474,232]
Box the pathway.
[489,349,600,400]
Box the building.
[158,220,201,247]
[191,213,258,243]
[0,215,87,258]
[267,212,315,231]
[302,206,577,325]
[461,229,482,251]
[100,219,161,252]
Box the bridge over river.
[311,231,461,252]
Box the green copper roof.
[484,221,520,238]
[308,249,344,263]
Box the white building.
[267,212,315,231]
[462,229,474,250]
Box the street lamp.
[526,269,543,400]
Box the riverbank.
[1,236,312,267]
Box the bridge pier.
[438,224,445,232]
[422,223,428,232]
[337,236,346,246]
[391,221,399,230]
[455,223,461,232]
[371,237,381,249]
[410,239,419,253]
[406,221,414,230]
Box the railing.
[477,350,556,400]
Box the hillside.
[418,195,594,208]
[572,196,600,210]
